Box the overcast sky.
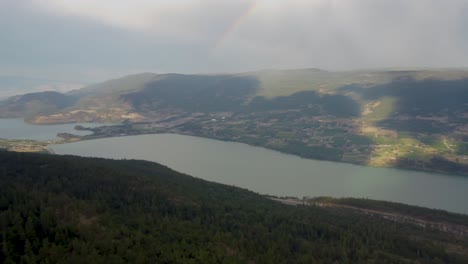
[2,0,468,82]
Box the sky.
[2,0,468,82]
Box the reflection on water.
[52,133,468,214]
[0,118,106,141]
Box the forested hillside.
[1,151,467,263]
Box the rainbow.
[212,0,260,52]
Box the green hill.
[2,68,468,123]
[0,76,84,100]
[0,91,78,118]
[1,151,467,263]
[1,68,468,174]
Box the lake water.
[0,118,106,141]
[51,133,468,215]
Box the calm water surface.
[52,134,468,214]
[0,118,107,141]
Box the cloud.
[1,0,468,82]
[33,0,254,42]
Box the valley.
[4,2,468,262]
[68,107,468,176]
[1,69,468,175]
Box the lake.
[0,118,107,141]
[51,133,468,215]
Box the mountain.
[2,68,468,123]
[0,91,79,118]
[0,76,84,100]
[1,151,467,263]
[1,68,468,174]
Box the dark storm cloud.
[2,0,468,82]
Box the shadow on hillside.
[339,77,468,173]
[122,73,468,173]
[394,156,468,175]
[340,77,468,134]
[122,74,260,112]
[0,91,79,118]
[248,90,361,118]
[244,90,371,163]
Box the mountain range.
[2,68,468,123]
[0,76,84,100]
[1,68,468,174]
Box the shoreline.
[48,131,468,177]
[2,117,466,177]
[53,130,468,178]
